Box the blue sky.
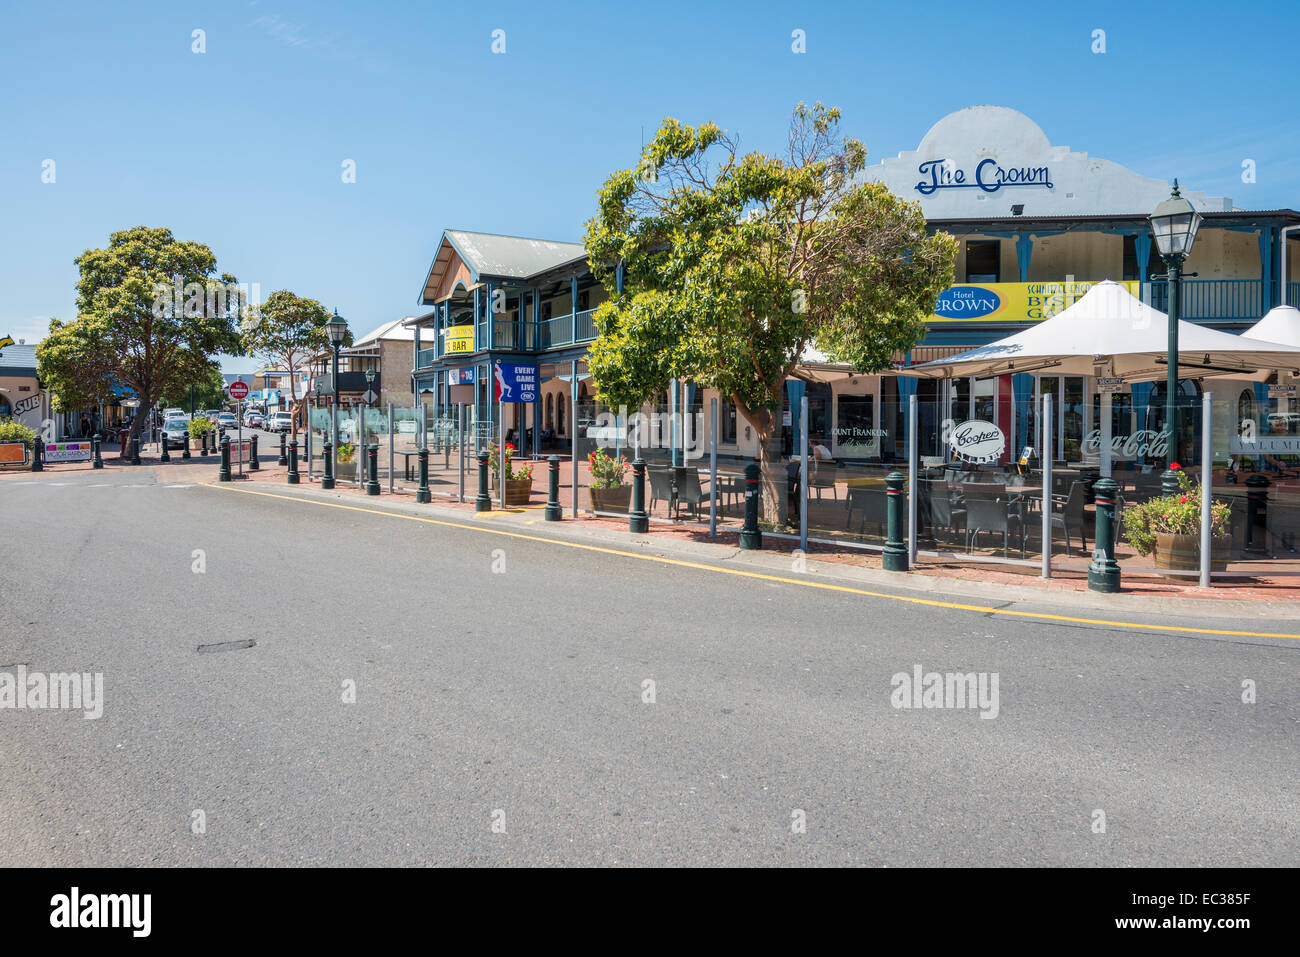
[2,0,1297,373]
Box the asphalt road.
[0,470,1296,866]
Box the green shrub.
[1123,465,1231,557]
[187,416,215,440]
[0,417,38,448]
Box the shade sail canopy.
[898,281,1300,381]
[1245,305,1300,346]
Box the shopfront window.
[723,398,737,444]
[835,393,876,457]
[973,378,995,423]
[881,377,902,461]
[807,385,830,442]
[1063,376,1085,461]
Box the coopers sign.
[949,420,1006,464]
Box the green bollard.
[475,451,491,512]
[218,436,231,482]
[182,431,190,460]
[545,455,562,521]
[92,435,103,470]
[416,447,430,503]
[200,430,208,455]
[366,443,380,495]
[31,436,43,472]
[629,458,649,533]
[131,435,142,466]
[321,440,335,490]
[249,434,259,471]
[883,470,909,572]
[739,463,762,550]
[287,439,300,484]
[1088,477,1121,593]
[278,433,288,466]
[160,431,171,463]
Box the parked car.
[244,409,265,429]
[216,413,238,431]
[162,407,186,421]
[161,417,191,450]
[267,411,294,433]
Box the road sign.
[362,389,377,405]
[227,381,250,400]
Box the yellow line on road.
[209,483,1300,641]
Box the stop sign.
[227,381,249,400]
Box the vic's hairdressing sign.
[916,158,1053,196]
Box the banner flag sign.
[44,441,93,463]
[492,363,538,403]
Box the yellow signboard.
[445,324,475,354]
[928,280,1141,323]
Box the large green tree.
[584,104,957,521]
[37,226,243,457]
[158,362,226,414]
[239,290,337,437]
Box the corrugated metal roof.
[351,317,418,346]
[0,343,38,375]
[446,230,585,280]
[420,229,587,305]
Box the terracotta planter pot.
[490,475,533,506]
[590,485,631,514]
[1153,532,1230,578]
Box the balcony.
[315,371,373,394]
[538,309,598,349]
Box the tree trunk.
[121,402,149,459]
[737,403,789,528]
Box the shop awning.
[896,280,1300,382]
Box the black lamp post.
[326,309,348,483]
[1149,180,1202,496]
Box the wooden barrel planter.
[1153,532,1230,579]
[490,476,533,506]
[590,485,632,514]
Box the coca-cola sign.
[949,420,1005,464]
[1082,429,1168,459]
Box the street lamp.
[325,310,348,489]
[1149,180,1202,496]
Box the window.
[557,393,566,436]
[835,394,877,455]
[723,398,737,443]
[578,290,589,311]
[965,241,1001,282]
[546,394,554,430]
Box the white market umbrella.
[1246,304,1300,345]
[898,280,1300,382]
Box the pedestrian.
[80,414,91,438]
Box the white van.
[268,412,294,433]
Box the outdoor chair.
[845,486,887,537]
[1050,480,1088,556]
[648,466,676,517]
[810,461,839,500]
[674,467,705,520]
[928,483,967,546]
[962,484,1024,557]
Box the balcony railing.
[538,309,598,349]
[1147,279,1265,322]
[416,347,438,369]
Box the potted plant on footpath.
[187,416,215,450]
[488,441,534,506]
[0,417,37,469]
[1123,463,1232,578]
[335,441,357,481]
[588,447,630,513]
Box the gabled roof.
[0,343,38,377]
[351,317,418,346]
[419,229,587,305]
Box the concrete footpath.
[195,468,1300,624]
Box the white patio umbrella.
[898,281,1300,382]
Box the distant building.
[0,340,49,432]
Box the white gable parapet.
[859,105,1234,218]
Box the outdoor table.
[395,449,421,481]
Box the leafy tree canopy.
[583,105,956,516]
[240,290,340,435]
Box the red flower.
[1179,495,1189,503]
[1170,462,1181,470]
